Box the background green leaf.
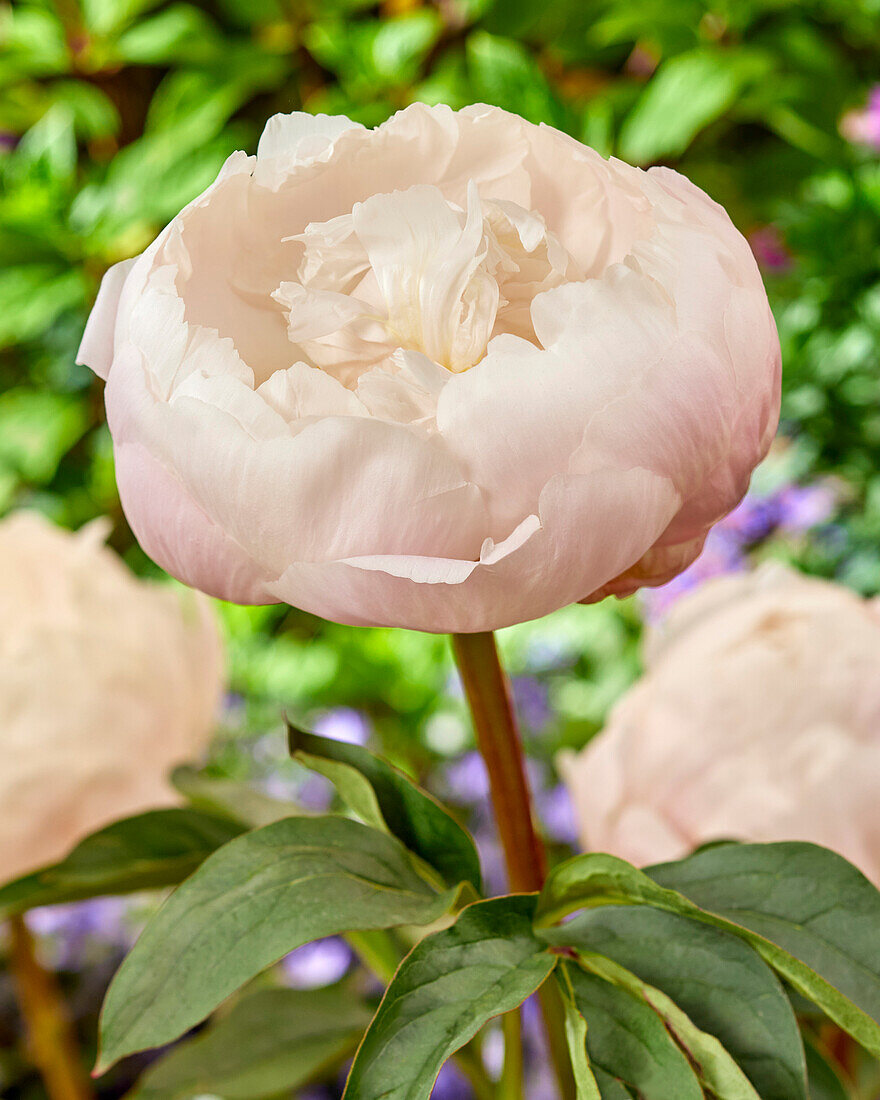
[0,808,244,915]
[128,985,372,1100]
[619,48,772,164]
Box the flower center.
[272,182,578,384]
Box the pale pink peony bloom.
[561,565,880,882]
[0,511,224,883]
[78,104,780,632]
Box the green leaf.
[565,965,704,1100]
[557,962,603,1100]
[343,895,556,1099]
[172,765,303,828]
[128,986,371,1099]
[0,390,88,480]
[542,906,807,1100]
[536,847,880,1057]
[592,1069,635,1099]
[466,31,568,128]
[0,809,244,916]
[618,48,771,164]
[288,723,482,893]
[114,5,220,65]
[98,815,460,1072]
[579,952,761,1100]
[0,270,87,349]
[649,843,880,1055]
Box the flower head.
[562,565,880,881]
[0,511,223,883]
[79,105,780,632]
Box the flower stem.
[450,631,575,1100]
[450,631,545,893]
[500,1010,524,1098]
[7,914,94,1100]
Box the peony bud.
[561,565,880,881]
[78,104,780,632]
[0,511,223,882]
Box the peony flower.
[0,511,223,883]
[560,565,880,881]
[78,104,780,632]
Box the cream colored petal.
[255,112,364,189]
[75,257,137,380]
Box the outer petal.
[254,111,364,189]
[266,465,679,631]
[114,439,274,604]
[105,337,489,586]
[75,257,136,379]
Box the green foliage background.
[2,1,880,1092]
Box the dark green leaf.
[592,1069,635,1099]
[343,895,556,1099]
[565,965,704,1100]
[98,815,460,1072]
[536,847,880,1058]
[542,906,807,1100]
[288,723,482,893]
[128,986,371,1099]
[0,809,244,916]
[576,951,761,1099]
[649,843,880,1055]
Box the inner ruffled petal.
[273,182,579,397]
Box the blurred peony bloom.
[561,565,880,880]
[78,104,780,632]
[0,511,223,883]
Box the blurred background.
[2,0,880,1096]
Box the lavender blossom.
[312,707,371,746]
[26,897,141,970]
[279,937,352,989]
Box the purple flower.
[538,784,579,846]
[641,526,747,621]
[280,937,352,988]
[512,676,552,733]
[473,829,507,897]
[432,1061,473,1098]
[444,751,491,804]
[776,483,836,533]
[841,87,880,149]
[26,898,140,970]
[723,495,781,542]
[295,772,335,812]
[313,707,371,746]
[748,225,792,272]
